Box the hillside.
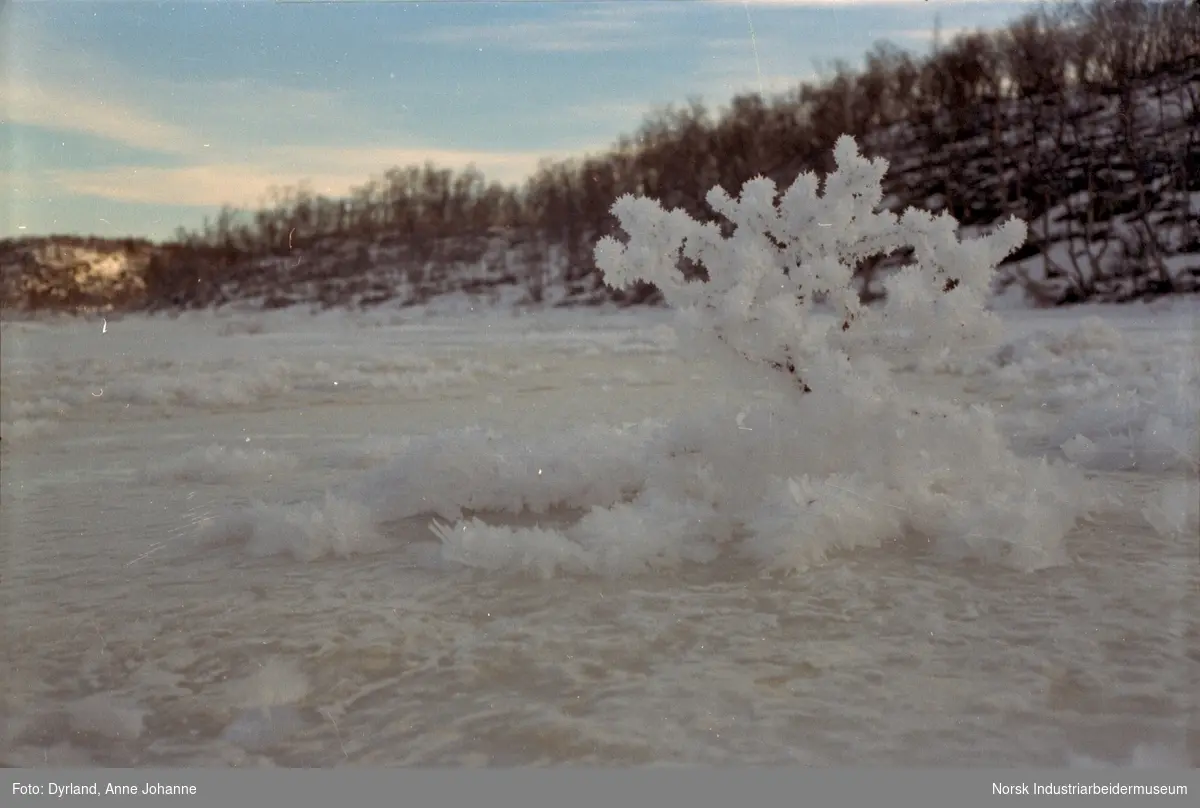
[841,57,1200,304]
[2,0,1197,316]
[0,236,155,313]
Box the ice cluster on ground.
[195,137,1116,576]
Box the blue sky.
[2,1,1036,241]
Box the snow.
[1,140,1196,766]
[2,295,1196,766]
[139,444,301,485]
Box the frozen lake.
[1,300,1197,767]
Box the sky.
[1,0,1038,242]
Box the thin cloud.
[409,12,657,54]
[2,78,200,156]
[6,38,586,213]
[6,31,549,210]
[3,13,360,163]
[2,15,200,155]
[4,71,364,164]
[46,146,564,209]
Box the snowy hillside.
[2,2,1197,315]
[0,237,153,313]
[840,59,1200,304]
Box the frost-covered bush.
[231,137,1098,575]
[575,135,1096,572]
[594,136,1026,388]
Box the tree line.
[158,0,1198,307]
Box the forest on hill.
[2,0,1197,314]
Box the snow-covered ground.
[1,298,1197,766]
